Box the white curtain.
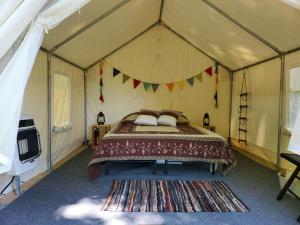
[288,113,300,154]
[280,0,300,10]
[0,0,90,174]
[288,68,300,154]
[0,0,48,60]
[53,74,72,131]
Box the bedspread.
[87,117,236,180]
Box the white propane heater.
[7,115,42,195]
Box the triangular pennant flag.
[99,94,104,103]
[214,91,218,108]
[186,77,194,86]
[195,73,202,82]
[122,74,130,83]
[152,83,159,93]
[205,66,213,76]
[113,68,120,77]
[177,80,185,90]
[133,79,141,89]
[143,82,151,91]
[166,83,175,92]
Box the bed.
[87,112,236,180]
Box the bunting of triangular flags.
[133,79,141,89]
[214,63,219,108]
[99,63,104,103]
[143,82,151,91]
[166,83,175,92]
[111,65,215,94]
[113,68,120,77]
[122,74,130,83]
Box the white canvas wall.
[0,50,84,194]
[86,26,231,140]
[231,50,300,171]
[232,59,281,153]
[51,57,84,163]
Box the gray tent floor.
[0,147,299,225]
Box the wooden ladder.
[238,70,248,145]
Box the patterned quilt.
[87,115,236,180]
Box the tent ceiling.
[162,0,276,70]
[42,0,125,50]
[46,0,160,68]
[209,0,300,52]
[41,0,300,71]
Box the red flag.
[205,66,213,76]
[133,79,141,89]
[99,94,104,103]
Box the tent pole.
[277,55,285,172]
[163,24,232,73]
[47,52,52,173]
[201,0,282,55]
[49,0,130,53]
[234,46,300,73]
[40,47,84,71]
[86,22,158,70]
[83,70,88,145]
[158,0,164,22]
[233,55,279,73]
[228,71,233,145]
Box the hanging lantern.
[97,111,105,125]
[203,113,210,129]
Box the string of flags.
[99,63,104,103]
[214,62,219,108]
[111,66,213,93]
[98,61,218,108]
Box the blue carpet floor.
[0,147,299,225]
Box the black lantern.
[203,113,210,129]
[97,111,105,125]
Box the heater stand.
[15,176,21,196]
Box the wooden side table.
[92,124,111,146]
[203,125,216,132]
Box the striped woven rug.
[103,179,249,212]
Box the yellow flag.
[177,80,185,90]
[195,73,202,82]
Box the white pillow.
[134,115,157,126]
[158,115,177,127]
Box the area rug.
[102,179,249,212]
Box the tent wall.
[231,50,300,171]
[51,56,84,164]
[231,59,280,164]
[86,26,231,140]
[0,50,84,194]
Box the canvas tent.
[1,0,300,195]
